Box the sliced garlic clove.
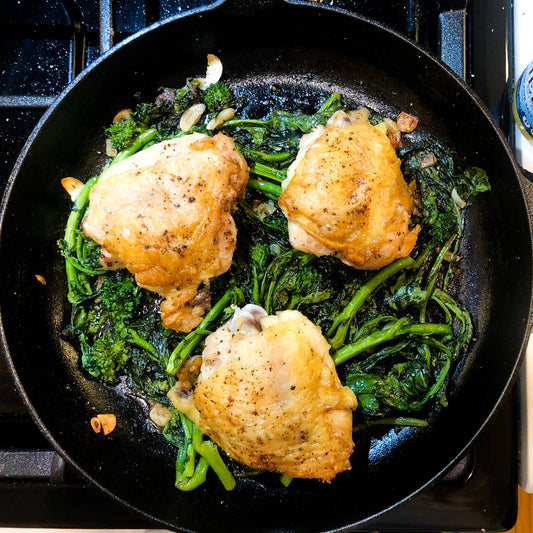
[61,177,84,202]
[180,103,206,132]
[35,274,46,285]
[347,106,370,124]
[198,54,223,90]
[105,138,118,157]
[206,107,235,130]
[452,187,467,209]
[396,112,419,133]
[90,417,101,433]
[149,403,172,427]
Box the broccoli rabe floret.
[251,242,270,269]
[105,119,145,152]
[286,266,329,309]
[201,81,240,114]
[81,329,130,382]
[72,269,171,385]
[100,271,142,325]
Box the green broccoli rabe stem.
[420,234,457,322]
[75,226,89,265]
[280,474,293,487]
[353,417,429,432]
[175,456,209,491]
[63,254,107,276]
[179,414,196,477]
[171,412,235,491]
[176,440,196,479]
[327,257,415,350]
[127,330,160,363]
[111,128,158,165]
[247,177,282,200]
[64,176,99,303]
[250,162,287,183]
[222,117,272,129]
[172,413,212,491]
[333,321,452,366]
[245,149,292,162]
[166,287,242,375]
[220,93,341,133]
[316,92,342,113]
[191,424,236,491]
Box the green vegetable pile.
[59,66,490,492]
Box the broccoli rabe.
[454,166,491,205]
[132,93,177,130]
[70,270,162,384]
[274,263,330,310]
[400,139,489,245]
[105,119,146,152]
[128,82,243,138]
[164,409,236,491]
[202,81,241,114]
[346,354,446,416]
[80,328,130,382]
[63,73,493,491]
[225,92,343,135]
[251,242,271,303]
[253,248,331,314]
[99,270,143,326]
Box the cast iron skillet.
[1,1,532,531]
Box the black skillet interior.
[0,1,531,531]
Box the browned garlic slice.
[61,177,84,202]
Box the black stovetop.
[0,0,520,531]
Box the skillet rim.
[0,1,532,530]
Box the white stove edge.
[515,0,533,495]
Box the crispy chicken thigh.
[168,305,358,482]
[82,132,249,332]
[278,114,420,270]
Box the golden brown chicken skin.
[168,305,358,483]
[278,119,420,270]
[82,132,249,332]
